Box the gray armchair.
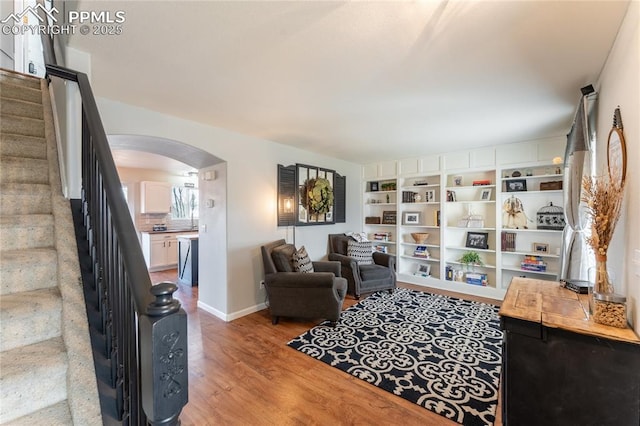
[327,234,396,299]
[260,239,347,326]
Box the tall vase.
[593,254,614,294]
[589,254,614,316]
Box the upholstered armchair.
[327,234,396,299]
[260,239,347,326]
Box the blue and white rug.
[287,288,503,426]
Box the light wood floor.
[150,270,503,426]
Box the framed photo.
[533,242,549,253]
[425,189,436,203]
[506,179,527,192]
[465,231,489,250]
[404,212,420,225]
[416,263,431,277]
[480,188,492,201]
[370,181,379,192]
[382,210,397,225]
[453,175,463,186]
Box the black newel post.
[140,282,189,425]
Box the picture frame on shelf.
[453,175,463,186]
[465,231,489,250]
[415,263,431,277]
[404,212,420,225]
[425,189,436,203]
[533,242,549,253]
[506,179,527,192]
[370,182,379,192]
[480,188,492,201]
[382,210,397,225]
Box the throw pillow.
[271,244,297,272]
[347,240,373,265]
[345,231,369,242]
[292,246,314,273]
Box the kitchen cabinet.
[141,232,179,271]
[140,181,172,213]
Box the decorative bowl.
[411,233,429,244]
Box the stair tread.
[1,246,57,260]
[2,401,71,426]
[0,155,48,164]
[0,337,66,376]
[0,214,54,227]
[0,182,50,193]
[0,337,68,424]
[0,287,61,316]
[0,70,42,90]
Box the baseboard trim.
[197,300,267,322]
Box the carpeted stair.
[0,69,101,425]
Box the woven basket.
[411,233,429,244]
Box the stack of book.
[466,273,488,286]
[521,255,547,272]
[413,246,430,258]
[402,191,419,202]
[373,232,391,241]
[501,231,516,252]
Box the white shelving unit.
[397,174,442,279]
[362,138,566,300]
[363,179,398,255]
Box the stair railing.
[38,13,188,426]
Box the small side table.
[499,277,640,426]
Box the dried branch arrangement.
[581,174,625,260]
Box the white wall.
[95,98,362,320]
[596,1,639,329]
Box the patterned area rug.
[287,288,503,426]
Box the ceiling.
[67,0,630,167]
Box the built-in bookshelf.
[361,138,566,300]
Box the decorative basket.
[411,233,429,244]
[536,202,566,230]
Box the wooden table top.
[499,277,640,345]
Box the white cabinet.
[141,232,179,271]
[140,181,172,213]
[363,161,397,179]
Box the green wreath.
[301,177,334,215]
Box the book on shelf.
[501,231,516,252]
[472,180,491,186]
[413,246,430,258]
[373,232,391,241]
[466,272,488,286]
[521,255,547,272]
[433,210,441,226]
[402,191,419,203]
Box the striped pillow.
[347,240,373,265]
[292,246,314,273]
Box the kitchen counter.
[142,229,198,234]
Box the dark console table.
[177,234,198,286]
[499,277,640,426]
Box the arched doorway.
[108,134,227,315]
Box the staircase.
[0,69,101,425]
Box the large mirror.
[607,107,627,187]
